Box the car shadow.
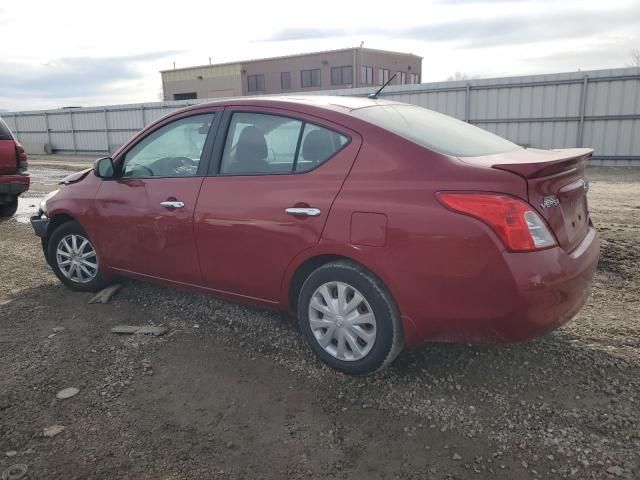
[3,278,630,408]
[385,327,629,405]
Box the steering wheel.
[169,156,197,167]
[168,156,197,175]
[125,164,154,177]
[149,156,196,176]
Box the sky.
[1,0,639,111]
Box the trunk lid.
[461,147,593,253]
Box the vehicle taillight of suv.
[0,117,30,217]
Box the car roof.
[183,95,403,116]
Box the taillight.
[15,141,28,175]
[436,193,557,252]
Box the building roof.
[160,47,423,74]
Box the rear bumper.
[0,175,30,195]
[503,227,599,341]
[405,227,600,344]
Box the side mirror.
[94,157,115,178]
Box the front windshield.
[351,104,522,157]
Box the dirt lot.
[1,164,639,479]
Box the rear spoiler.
[461,148,593,179]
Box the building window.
[173,92,197,100]
[361,66,373,85]
[281,72,291,90]
[378,68,390,85]
[397,72,407,85]
[247,74,265,92]
[411,73,420,84]
[301,69,321,88]
[331,66,353,86]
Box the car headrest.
[302,129,334,163]
[236,126,268,163]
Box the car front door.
[94,110,219,284]
[194,107,362,303]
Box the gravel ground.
[0,166,638,479]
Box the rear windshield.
[351,104,521,157]
[0,118,13,141]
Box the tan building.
[161,47,423,101]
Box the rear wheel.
[48,220,108,292]
[0,195,18,217]
[298,260,404,375]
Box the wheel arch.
[284,249,394,314]
[287,254,351,314]
[48,212,77,234]
[283,247,423,346]
[45,214,110,292]
[43,213,77,263]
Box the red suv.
[0,117,29,217]
[30,97,599,375]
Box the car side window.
[220,112,348,175]
[296,123,349,173]
[122,114,214,178]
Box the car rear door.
[94,109,220,284]
[193,106,362,302]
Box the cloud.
[264,5,640,48]
[521,43,635,73]
[0,51,180,100]
[264,28,346,42]
[434,0,548,3]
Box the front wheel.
[48,220,108,292]
[298,260,404,375]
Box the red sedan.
[30,97,599,375]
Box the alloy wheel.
[55,234,99,284]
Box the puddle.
[28,166,74,189]
[16,194,44,224]
[8,166,74,224]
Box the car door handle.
[160,201,185,209]
[285,207,321,217]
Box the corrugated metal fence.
[2,67,639,166]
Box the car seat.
[229,126,269,173]
[300,129,334,170]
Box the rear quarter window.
[351,104,521,157]
[0,119,14,141]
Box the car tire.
[0,195,18,217]
[298,260,404,375]
[48,220,108,292]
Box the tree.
[446,72,469,81]
[629,49,640,68]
